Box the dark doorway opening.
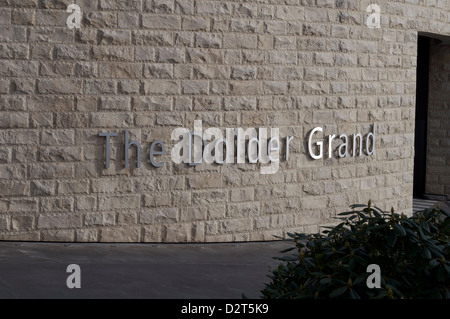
[413,36,430,198]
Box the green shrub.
[261,201,450,299]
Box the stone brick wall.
[426,40,450,199]
[0,0,449,242]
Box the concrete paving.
[0,241,292,299]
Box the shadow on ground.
[0,241,292,299]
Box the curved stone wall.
[0,0,449,242]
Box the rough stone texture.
[426,41,450,199]
[0,0,449,242]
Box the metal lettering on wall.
[99,122,376,175]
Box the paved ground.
[0,241,292,299]
[412,198,450,213]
